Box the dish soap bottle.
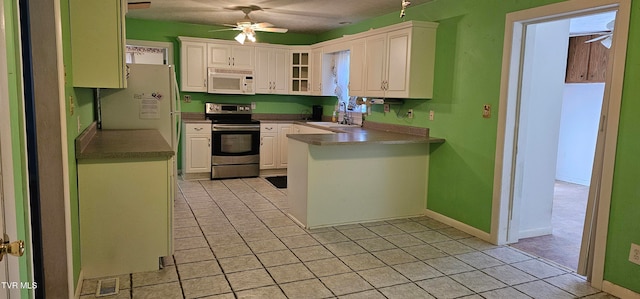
[331,111,337,122]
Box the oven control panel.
[206,103,252,114]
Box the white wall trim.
[602,280,640,299]
[53,0,75,296]
[74,270,84,299]
[424,209,492,242]
[518,227,553,239]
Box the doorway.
[508,12,613,271]
[491,0,631,289]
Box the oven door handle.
[212,124,261,131]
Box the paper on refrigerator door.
[135,92,163,119]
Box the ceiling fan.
[213,6,289,44]
[585,20,614,49]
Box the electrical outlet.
[407,109,413,119]
[251,102,256,109]
[483,104,491,118]
[384,104,390,113]
[183,95,191,103]
[69,96,74,115]
[630,243,640,265]
[429,110,435,121]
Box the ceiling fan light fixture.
[247,32,256,43]
[235,32,246,44]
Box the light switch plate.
[429,110,434,121]
[630,243,640,265]
[483,104,491,118]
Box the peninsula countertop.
[287,122,445,146]
[76,122,174,160]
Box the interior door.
[0,140,21,299]
[1,2,27,296]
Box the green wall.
[320,0,640,293]
[603,0,640,291]
[3,0,33,297]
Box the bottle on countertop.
[331,111,337,122]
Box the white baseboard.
[602,280,640,299]
[518,226,553,239]
[74,270,84,299]
[423,209,492,242]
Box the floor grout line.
[79,177,614,299]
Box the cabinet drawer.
[260,123,278,132]
[185,123,210,133]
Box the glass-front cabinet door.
[290,50,310,94]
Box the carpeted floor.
[511,180,589,270]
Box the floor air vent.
[96,277,119,297]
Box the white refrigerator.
[100,63,181,151]
[100,64,182,239]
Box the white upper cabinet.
[348,39,366,97]
[311,47,323,95]
[255,46,288,94]
[364,34,388,97]
[207,43,254,69]
[350,21,438,99]
[179,40,207,92]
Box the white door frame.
[491,0,631,288]
[1,0,27,297]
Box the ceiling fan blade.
[128,1,151,9]
[252,22,274,29]
[255,27,288,33]
[585,34,610,43]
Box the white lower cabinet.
[260,123,291,169]
[182,122,212,179]
[278,125,292,167]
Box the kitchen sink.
[306,121,358,128]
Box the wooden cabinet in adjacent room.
[565,35,609,83]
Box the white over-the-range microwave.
[207,68,255,95]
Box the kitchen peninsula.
[76,123,174,278]
[287,124,438,228]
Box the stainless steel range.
[205,103,260,179]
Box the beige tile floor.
[80,177,618,299]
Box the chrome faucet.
[340,102,351,125]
